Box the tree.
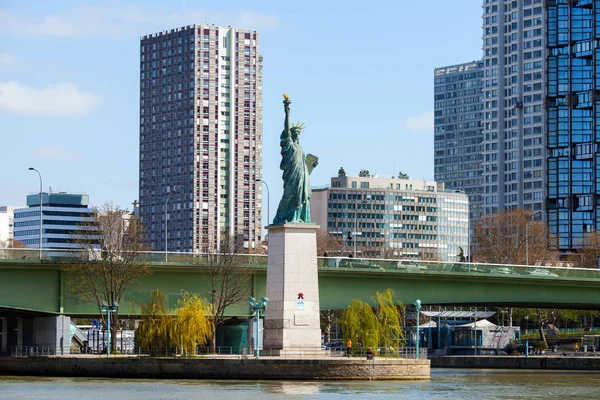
[63,202,151,352]
[204,232,253,353]
[338,167,346,177]
[316,231,344,257]
[172,291,213,356]
[358,169,370,177]
[341,289,405,352]
[136,289,212,356]
[135,289,171,354]
[473,208,559,265]
[373,289,404,351]
[341,299,379,350]
[576,231,600,269]
[397,171,409,179]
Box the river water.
[1,369,600,399]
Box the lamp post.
[354,200,367,258]
[414,299,421,359]
[525,211,544,265]
[101,301,118,357]
[248,296,268,358]
[28,167,43,260]
[255,179,270,232]
[165,190,175,262]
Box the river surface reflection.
[1,369,600,399]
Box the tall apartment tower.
[434,61,484,229]
[481,0,546,215]
[546,1,597,253]
[139,25,263,253]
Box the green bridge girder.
[1,257,600,317]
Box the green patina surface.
[2,257,600,316]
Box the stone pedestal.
[263,224,322,352]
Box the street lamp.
[525,211,544,265]
[354,199,367,258]
[255,179,270,232]
[248,296,268,358]
[28,167,43,260]
[101,301,119,357]
[414,299,421,359]
[165,190,176,262]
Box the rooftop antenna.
[205,17,210,25]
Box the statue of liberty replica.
[273,94,318,225]
[263,94,323,355]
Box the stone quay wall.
[431,356,600,370]
[0,357,430,380]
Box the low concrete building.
[311,175,469,261]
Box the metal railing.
[2,248,600,281]
[11,346,52,357]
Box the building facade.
[546,1,597,253]
[13,193,94,249]
[481,0,546,215]
[138,25,263,253]
[311,176,469,261]
[434,60,484,231]
[0,206,22,245]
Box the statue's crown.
[291,121,305,132]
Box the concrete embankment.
[0,357,430,380]
[431,356,600,370]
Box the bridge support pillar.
[1,317,6,355]
[263,224,323,354]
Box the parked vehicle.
[338,259,383,270]
[522,268,559,278]
[504,342,527,355]
[487,267,517,275]
[393,260,428,272]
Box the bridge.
[2,249,600,318]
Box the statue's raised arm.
[273,94,318,225]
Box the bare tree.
[62,203,151,351]
[473,208,559,265]
[316,231,344,256]
[204,232,253,353]
[575,231,600,269]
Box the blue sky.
[0,0,482,226]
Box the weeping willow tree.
[136,290,212,356]
[341,299,379,349]
[172,291,213,356]
[341,289,405,352]
[373,289,405,351]
[135,289,171,353]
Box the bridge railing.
[0,248,269,268]
[317,256,600,280]
[10,346,52,357]
[3,248,600,280]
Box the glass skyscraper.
[546,1,597,253]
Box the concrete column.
[17,318,23,347]
[1,317,6,355]
[263,224,322,353]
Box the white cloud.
[402,111,434,132]
[0,6,282,38]
[0,52,16,66]
[33,145,81,160]
[0,81,103,117]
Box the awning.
[421,310,495,319]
